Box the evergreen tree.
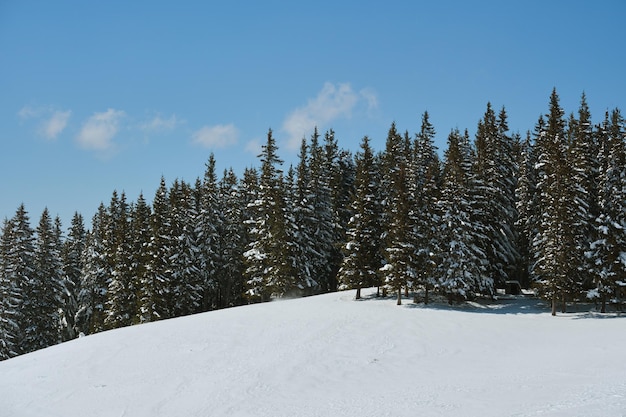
[437,129,491,302]
[532,89,577,315]
[338,136,383,299]
[5,205,37,354]
[198,154,222,310]
[105,191,136,329]
[0,217,20,360]
[142,177,172,322]
[30,208,64,350]
[168,179,203,317]
[60,212,85,341]
[244,129,296,299]
[216,169,247,308]
[129,193,152,323]
[380,127,415,305]
[411,111,441,303]
[76,203,110,334]
[591,108,626,312]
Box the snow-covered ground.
[1,289,625,417]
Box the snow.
[1,288,625,417]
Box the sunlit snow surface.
[1,289,625,417]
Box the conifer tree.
[591,108,626,312]
[142,177,172,322]
[411,111,441,303]
[244,129,294,300]
[338,136,383,299]
[0,217,20,359]
[380,127,415,305]
[30,208,64,350]
[129,194,152,323]
[216,169,247,308]
[438,129,491,302]
[105,191,136,329]
[5,205,37,354]
[76,203,110,334]
[532,89,577,315]
[60,212,85,341]
[168,179,203,317]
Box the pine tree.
[244,129,297,299]
[338,136,383,299]
[5,205,38,354]
[129,193,152,323]
[105,191,136,329]
[216,169,246,308]
[198,154,222,310]
[60,212,85,341]
[411,111,441,304]
[0,217,20,360]
[30,208,64,350]
[142,177,172,322]
[76,203,110,334]
[591,108,626,312]
[515,131,538,288]
[380,126,415,305]
[472,104,519,288]
[168,179,203,317]
[568,93,599,293]
[532,89,577,315]
[437,129,491,302]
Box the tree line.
[1,89,624,360]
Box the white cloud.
[191,124,238,148]
[18,105,40,120]
[40,110,71,140]
[281,82,376,151]
[244,138,263,155]
[140,114,180,132]
[76,109,125,151]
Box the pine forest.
[1,89,625,360]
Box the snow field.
[0,288,625,417]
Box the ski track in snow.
[1,288,625,417]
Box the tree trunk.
[601,295,606,313]
[551,294,557,316]
[561,294,566,313]
[404,286,409,297]
[397,288,402,305]
[356,286,361,300]
[425,286,429,305]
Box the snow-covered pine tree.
[591,108,626,312]
[197,154,222,311]
[532,89,578,315]
[141,177,172,322]
[105,191,137,329]
[514,131,538,288]
[29,208,64,351]
[216,168,247,308]
[168,179,203,317]
[567,93,599,293]
[75,203,110,334]
[0,217,20,360]
[437,129,491,303]
[129,193,152,323]
[380,127,415,305]
[338,136,383,299]
[472,104,519,288]
[5,205,37,354]
[60,212,85,341]
[244,129,295,300]
[411,111,441,304]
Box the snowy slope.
[1,289,625,417]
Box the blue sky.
[1,0,625,228]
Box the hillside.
[1,289,625,417]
